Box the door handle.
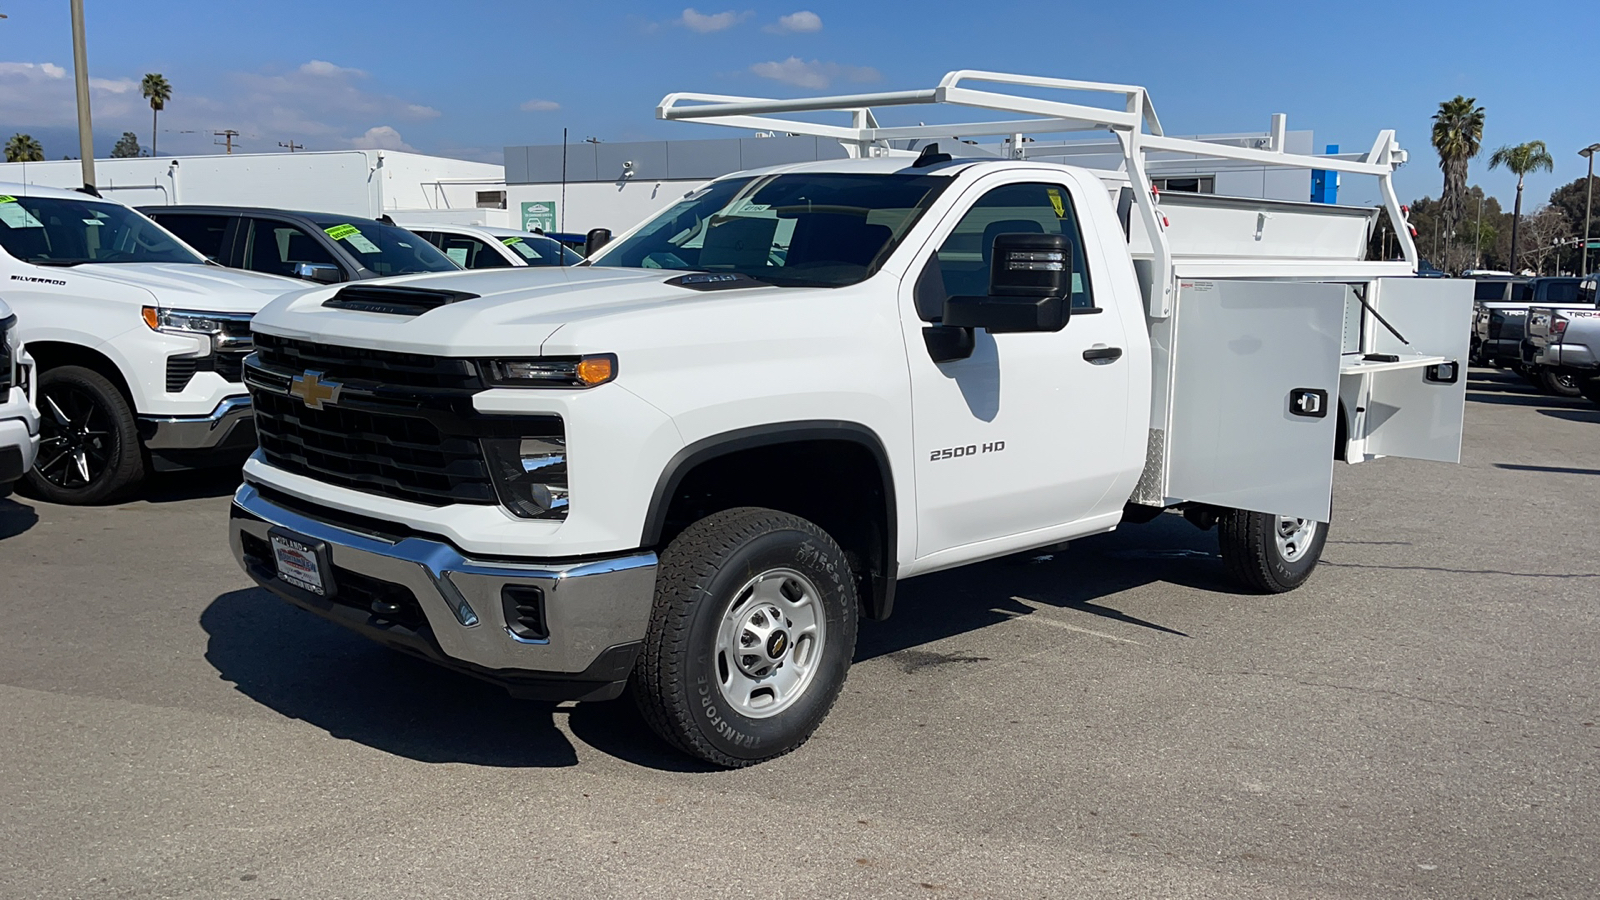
[1082,346,1123,362]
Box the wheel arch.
[642,420,898,620]
[26,341,136,404]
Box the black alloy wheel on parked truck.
[24,366,146,505]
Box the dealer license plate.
[270,531,329,596]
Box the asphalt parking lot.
[1,366,1596,900]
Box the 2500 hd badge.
[929,441,1005,462]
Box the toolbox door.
[1166,280,1345,522]
[1358,278,1473,463]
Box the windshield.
[0,193,202,266]
[501,234,583,266]
[1541,280,1580,304]
[591,172,950,287]
[309,218,459,276]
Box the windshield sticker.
[0,195,15,203]
[509,241,543,259]
[500,236,523,245]
[346,233,381,254]
[83,218,103,225]
[445,247,468,266]
[0,205,43,229]
[324,223,359,240]
[1046,188,1066,219]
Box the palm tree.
[140,73,172,157]
[4,133,43,162]
[1488,140,1556,271]
[1430,96,1484,268]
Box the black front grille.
[214,349,249,383]
[253,390,497,505]
[254,333,483,391]
[165,349,250,392]
[0,314,14,393]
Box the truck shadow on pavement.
[201,515,1220,772]
[200,589,720,772]
[0,495,38,539]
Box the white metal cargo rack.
[658,69,1420,319]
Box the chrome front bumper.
[140,395,256,451]
[228,483,658,700]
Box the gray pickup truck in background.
[1524,274,1600,404]
[1467,276,1582,394]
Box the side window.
[437,234,512,269]
[921,182,1095,322]
[152,213,230,261]
[242,218,340,278]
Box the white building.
[0,149,509,224]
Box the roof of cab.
[0,181,132,203]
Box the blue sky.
[2,0,1596,210]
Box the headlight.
[141,306,254,352]
[483,354,616,388]
[482,436,569,519]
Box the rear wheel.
[23,366,145,505]
[1579,376,1600,406]
[633,507,858,768]
[1218,509,1327,593]
[1539,367,1582,398]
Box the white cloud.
[347,125,414,152]
[0,61,66,80]
[520,99,561,112]
[90,77,137,94]
[766,10,822,33]
[406,103,442,119]
[299,59,366,78]
[749,57,880,90]
[680,8,748,32]
[0,60,150,129]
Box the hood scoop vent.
[323,285,481,317]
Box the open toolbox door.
[1165,280,1346,522]
[1342,278,1473,464]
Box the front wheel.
[23,366,145,505]
[1539,367,1582,398]
[633,507,858,768]
[1218,509,1327,593]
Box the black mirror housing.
[942,233,1073,333]
[584,228,613,258]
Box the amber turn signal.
[575,356,615,386]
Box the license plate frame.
[268,527,335,598]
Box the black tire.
[1539,367,1582,398]
[1217,508,1328,594]
[1579,377,1600,407]
[23,366,145,505]
[633,507,858,768]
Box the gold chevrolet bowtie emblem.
[289,370,342,410]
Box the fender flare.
[641,420,899,619]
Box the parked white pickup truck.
[0,183,302,503]
[0,299,39,496]
[230,72,1471,766]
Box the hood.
[67,263,303,313]
[250,266,793,355]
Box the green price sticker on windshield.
[324,223,360,241]
[0,196,16,204]
[500,236,523,246]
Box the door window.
[436,234,513,269]
[156,213,230,262]
[242,218,341,279]
[922,182,1095,321]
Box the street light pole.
[1475,192,1484,269]
[69,0,95,191]
[1581,143,1600,276]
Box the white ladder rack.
[657,70,1418,318]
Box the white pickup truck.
[0,183,301,503]
[0,299,39,496]
[230,72,1471,767]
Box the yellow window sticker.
[500,236,523,246]
[0,195,16,204]
[1046,188,1066,219]
[324,223,359,241]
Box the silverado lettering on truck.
[229,71,1473,767]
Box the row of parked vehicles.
[0,71,1486,767]
[1469,273,1600,403]
[0,184,597,504]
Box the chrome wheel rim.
[1274,516,1317,563]
[34,385,114,490]
[713,567,826,719]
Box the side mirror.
[943,233,1072,333]
[584,228,613,259]
[293,262,343,284]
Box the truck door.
[900,176,1133,562]
[1347,277,1473,463]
